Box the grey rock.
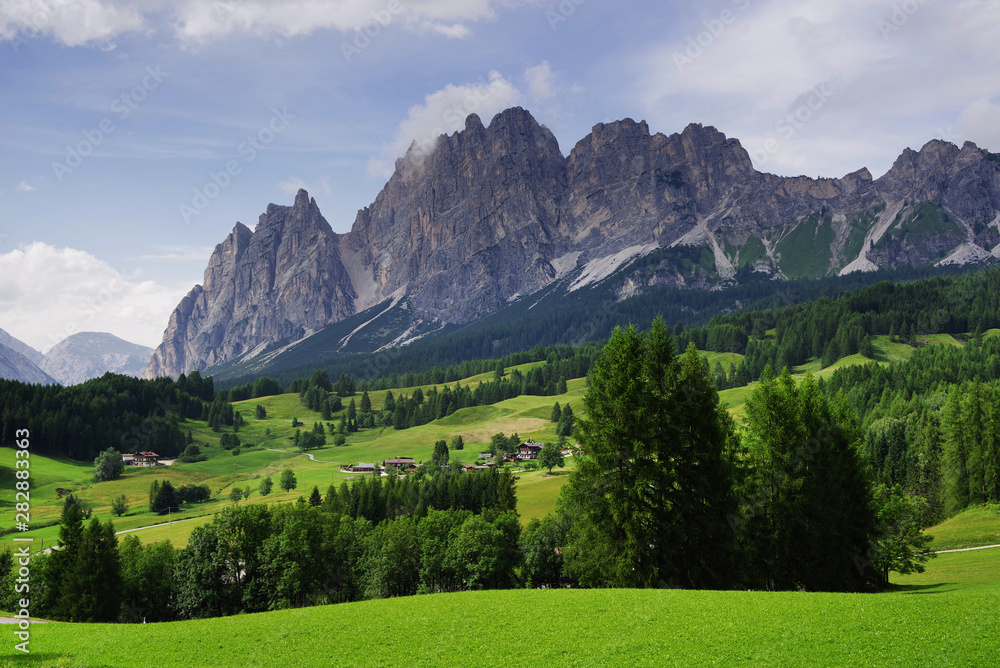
[41,332,153,385]
[145,108,1000,378]
[0,342,54,384]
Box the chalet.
[122,453,135,465]
[384,457,416,468]
[478,451,494,459]
[351,462,376,473]
[516,441,544,460]
[134,452,160,467]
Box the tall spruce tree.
[942,387,970,514]
[60,518,122,622]
[737,368,875,591]
[562,319,738,589]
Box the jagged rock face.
[146,107,1000,378]
[346,108,569,320]
[565,121,752,252]
[873,140,1000,262]
[40,332,152,386]
[145,190,355,378]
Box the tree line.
[821,335,1000,521]
[1,466,520,622]
[0,371,225,460]
[684,266,1000,388]
[551,319,930,592]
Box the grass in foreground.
[14,562,999,668]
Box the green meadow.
[2,364,586,550]
[1,335,969,551]
[10,535,999,667]
[4,341,1000,666]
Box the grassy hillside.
[718,333,955,418]
[2,364,586,549]
[13,543,999,667]
[922,504,1000,550]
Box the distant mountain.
[0,328,44,365]
[0,342,54,384]
[145,107,1000,379]
[41,332,153,386]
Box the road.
[264,447,336,464]
[934,543,1000,554]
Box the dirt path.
[115,516,204,536]
[934,543,1000,554]
[264,447,336,464]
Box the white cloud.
[958,97,1000,153]
[0,242,189,352]
[15,181,36,193]
[277,176,309,196]
[525,61,556,100]
[419,21,471,39]
[367,70,522,178]
[0,0,144,47]
[630,0,1000,178]
[137,245,215,262]
[0,0,528,46]
[173,0,503,43]
[277,176,332,197]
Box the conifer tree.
[942,387,970,513]
[563,319,738,589]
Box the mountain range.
[0,329,153,385]
[144,107,1000,380]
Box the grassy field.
[923,504,1000,550]
[6,361,1000,666]
[1,365,589,550]
[11,544,999,667]
[0,333,983,553]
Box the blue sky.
[0,0,998,352]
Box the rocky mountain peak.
[145,107,1000,379]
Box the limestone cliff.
[145,108,1000,378]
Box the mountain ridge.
[145,107,1000,379]
[40,331,153,385]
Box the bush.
[177,444,207,463]
[93,448,124,483]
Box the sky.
[0,0,998,353]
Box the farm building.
[516,441,544,460]
[134,452,160,467]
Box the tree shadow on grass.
[885,582,955,594]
